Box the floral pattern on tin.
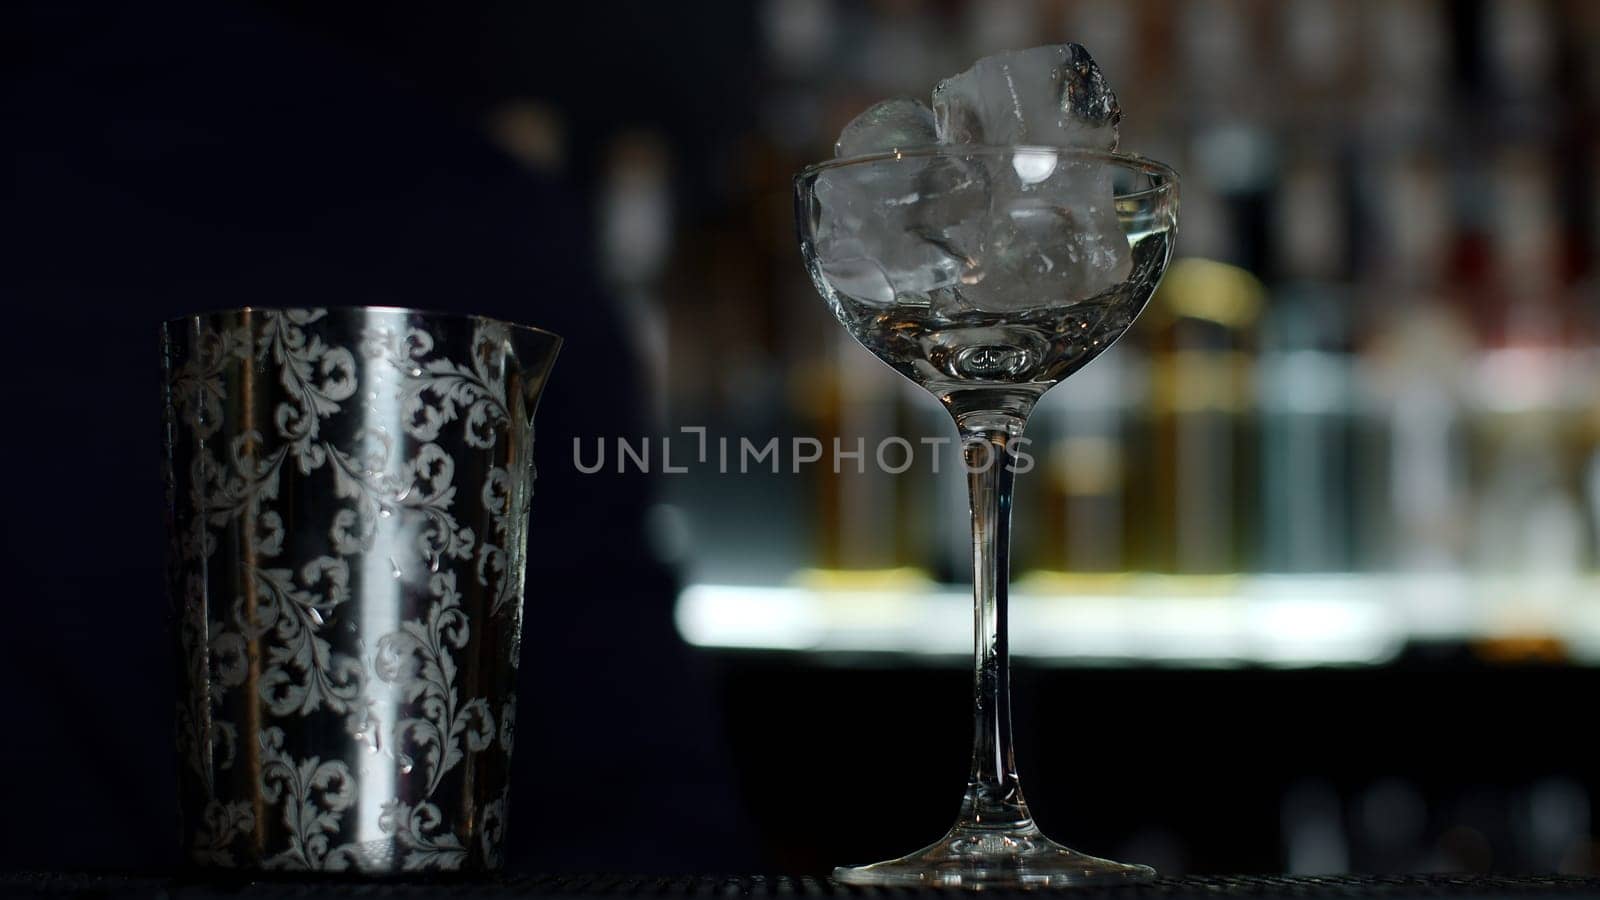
[163,308,548,872]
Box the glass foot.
[833,822,1155,889]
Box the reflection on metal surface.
[162,307,559,872]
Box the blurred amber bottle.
[807,329,920,572]
[1134,258,1264,574]
[1034,343,1142,575]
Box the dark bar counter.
[6,873,1600,900]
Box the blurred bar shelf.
[675,573,1600,668]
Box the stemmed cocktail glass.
[794,146,1178,887]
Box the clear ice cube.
[813,160,968,305]
[932,44,1121,149]
[835,97,938,158]
[818,44,1131,311]
[950,151,1132,312]
[927,45,1130,310]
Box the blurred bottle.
[1277,0,1353,139]
[920,386,972,584]
[1035,342,1145,574]
[1587,441,1600,572]
[1360,0,1450,146]
[1482,0,1556,110]
[1062,0,1137,103]
[599,133,676,424]
[1573,3,1600,110]
[1470,143,1587,576]
[1177,0,1254,122]
[1589,138,1600,569]
[1259,148,1357,572]
[814,327,911,571]
[760,0,837,155]
[1132,33,1273,572]
[968,0,1041,59]
[1359,149,1474,573]
[1140,258,1263,574]
[1036,0,1152,566]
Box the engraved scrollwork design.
[479,791,509,870]
[381,799,468,871]
[327,439,476,570]
[259,308,358,473]
[367,319,513,449]
[193,800,256,867]
[477,466,519,617]
[375,571,495,798]
[259,726,358,871]
[163,307,547,872]
[167,322,251,441]
[251,557,365,718]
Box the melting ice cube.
[929,44,1131,309]
[951,153,1133,312]
[835,97,938,158]
[815,98,966,304]
[932,43,1121,149]
[816,44,1132,310]
[813,162,967,305]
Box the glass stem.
[955,412,1034,834]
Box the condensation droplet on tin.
[388,557,403,579]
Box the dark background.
[5,0,1600,879]
[3,0,759,875]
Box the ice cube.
[812,159,968,304]
[927,45,1130,309]
[952,152,1132,311]
[932,44,1121,149]
[814,44,1129,310]
[835,97,938,158]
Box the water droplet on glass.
[399,762,414,775]
[408,367,424,378]
[388,557,403,579]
